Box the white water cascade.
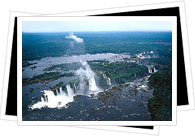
[30,87,74,109]
[30,61,101,110]
[148,66,157,74]
[153,67,157,73]
[89,77,98,91]
[107,77,111,85]
[76,60,99,93]
[66,84,74,97]
[103,73,111,85]
[148,67,152,74]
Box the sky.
[22,21,172,32]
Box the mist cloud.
[65,33,84,43]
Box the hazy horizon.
[22,21,172,33]
[22,30,172,32]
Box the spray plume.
[30,61,101,109]
[65,33,84,43]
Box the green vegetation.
[148,65,172,121]
[88,61,148,88]
[98,85,121,103]
[147,57,172,66]
[51,81,65,91]
[53,82,64,88]
[22,72,75,86]
[43,62,82,71]
[33,60,149,92]
[22,32,172,61]
[51,78,81,91]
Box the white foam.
[30,88,74,109]
[30,61,102,110]
[76,60,100,93]
[66,84,74,97]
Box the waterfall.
[103,73,111,85]
[89,78,98,91]
[75,60,100,93]
[56,89,58,95]
[59,87,63,94]
[148,66,153,73]
[30,88,74,109]
[107,77,111,86]
[73,83,77,90]
[153,67,157,73]
[30,60,101,110]
[66,84,74,97]
[148,66,157,74]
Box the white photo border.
[17,16,177,126]
[76,126,159,135]
[1,1,191,135]
[0,12,43,121]
[1,1,193,122]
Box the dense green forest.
[148,65,172,121]
[88,61,149,89]
[22,32,172,61]
[23,72,74,86]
